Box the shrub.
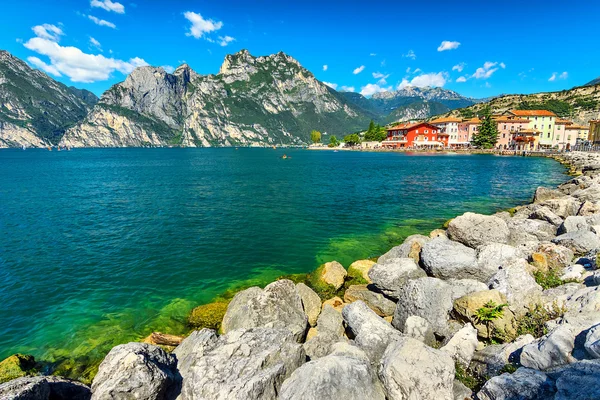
[475,301,507,339]
[533,270,578,290]
[515,302,567,338]
[455,362,486,391]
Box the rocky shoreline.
[3,152,600,399]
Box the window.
[547,133,551,138]
[503,133,506,138]
[425,130,429,133]
[504,125,507,130]
[534,125,537,129]
[549,125,552,130]
[568,135,571,140]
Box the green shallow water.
[0,149,567,366]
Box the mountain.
[0,50,97,148]
[585,77,600,87]
[60,50,373,147]
[438,83,600,125]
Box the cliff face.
[61,50,370,147]
[0,50,97,147]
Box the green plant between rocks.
[515,302,567,338]
[475,301,507,339]
[533,270,578,290]
[455,362,487,391]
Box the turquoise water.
[0,149,566,365]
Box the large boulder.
[178,328,305,400]
[507,218,557,245]
[528,206,564,227]
[420,237,483,281]
[342,301,402,364]
[477,368,556,400]
[173,329,218,380]
[530,242,575,273]
[221,279,308,342]
[393,277,453,337]
[539,197,582,219]
[279,343,385,400]
[558,216,590,235]
[534,186,566,203]
[488,258,543,317]
[447,279,489,302]
[368,257,426,299]
[471,334,535,376]
[378,234,430,264]
[440,323,478,367]
[552,230,600,255]
[572,183,600,202]
[303,305,347,360]
[0,376,91,400]
[0,354,36,384]
[379,337,455,400]
[476,243,526,281]
[404,315,436,347]
[452,290,517,339]
[296,283,321,327]
[343,285,396,317]
[551,359,600,400]
[91,343,179,400]
[348,260,376,283]
[585,323,600,359]
[447,212,510,248]
[520,324,577,370]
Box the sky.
[1,0,599,99]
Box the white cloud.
[413,68,421,74]
[437,41,460,52]
[370,53,376,56]
[32,24,63,41]
[340,86,355,92]
[472,61,503,79]
[353,65,365,74]
[27,56,62,76]
[23,27,148,83]
[184,11,223,39]
[397,72,447,89]
[456,76,467,83]
[88,15,116,28]
[403,50,416,60]
[89,37,102,51]
[218,35,235,46]
[549,71,568,82]
[91,0,124,13]
[452,63,465,72]
[360,83,392,96]
[322,64,328,71]
[406,67,411,73]
[162,65,175,73]
[372,72,389,79]
[323,82,338,89]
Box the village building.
[429,117,465,148]
[382,122,445,149]
[504,110,557,149]
[457,117,481,145]
[565,124,589,148]
[493,116,529,149]
[553,119,572,150]
[590,120,600,144]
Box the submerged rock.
[279,343,385,400]
[91,342,179,400]
[319,261,347,290]
[379,337,455,400]
[178,328,305,400]
[221,279,308,342]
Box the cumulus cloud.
[322,64,328,71]
[452,63,465,72]
[89,37,102,51]
[218,35,235,46]
[403,50,416,60]
[184,11,223,39]
[360,83,391,96]
[372,72,389,79]
[323,82,338,89]
[472,61,504,79]
[91,0,124,13]
[397,72,447,89]
[353,65,365,74]
[23,26,148,83]
[88,15,116,28]
[437,41,460,51]
[32,24,63,41]
[456,76,467,83]
[549,71,568,81]
[340,86,355,92]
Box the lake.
[0,148,567,366]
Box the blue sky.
[1,0,598,99]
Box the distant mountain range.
[0,48,598,147]
[585,76,600,87]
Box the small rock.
[296,283,322,327]
[560,264,586,281]
[343,284,396,316]
[379,337,455,400]
[441,323,479,367]
[552,230,600,255]
[471,334,535,376]
[531,242,575,272]
[322,296,346,312]
[348,259,375,283]
[488,258,543,317]
[529,206,564,227]
[430,229,447,238]
[520,325,577,370]
[539,197,582,219]
[584,324,600,359]
[316,304,345,337]
[378,234,430,264]
[303,331,347,360]
[453,380,472,400]
[320,261,347,290]
[447,212,510,248]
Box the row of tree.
[310,108,500,149]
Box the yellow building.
[591,120,600,143]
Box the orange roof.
[509,110,557,117]
[519,129,541,134]
[565,125,589,130]
[493,117,530,123]
[430,117,462,124]
[556,119,573,125]
[461,117,481,124]
[386,122,439,131]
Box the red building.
[382,122,447,149]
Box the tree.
[475,301,507,339]
[343,133,361,146]
[364,120,388,142]
[328,135,339,147]
[471,107,499,149]
[310,130,322,144]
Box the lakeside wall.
[3,152,600,399]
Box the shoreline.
[2,151,599,399]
